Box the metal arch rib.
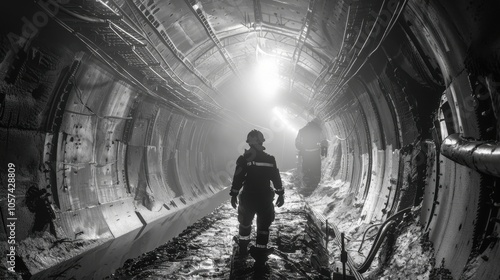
[122,0,224,111]
[253,0,263,26]
[288,0,321,95]
[184,0,241,79]
[190,28,330,70]
[312,3,351,87]
[126,0,219,94]
[44,1,215,119]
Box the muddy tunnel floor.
[108,188,330,279]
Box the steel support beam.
[188,21,330,65]
[127,0,219,94]
[190,29,327,81]
[288,0,318,94]
[253,0,262,26]
[41,1,218,119]
[184,0,241,78]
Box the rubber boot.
[249,245,274,265]
[238,240,250,255]
[233,236,250,256]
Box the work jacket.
[295,122,323,152]
[230,148,284,197]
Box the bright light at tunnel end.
[253,58,282,97]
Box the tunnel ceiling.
[41,0,393,121]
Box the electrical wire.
[358,223,383,252]
[311,0,384,115]
[70,79,133,120]
[318,0,409,117]
[123,0,222,105]
[52,0,217,118]
[331,84,364,141]
[355,207,412,273]
[335,110,361,141]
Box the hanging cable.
[69,78,133,120]
[335,110,361,141]
[358,223,383,252]
[333,86,364,141]
[326,0,408,104]
[315,0,408,119]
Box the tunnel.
[1,0,499,279]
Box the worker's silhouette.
[295,118,327,196]
[230,129,285,265]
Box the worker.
[230,129,285,265]
[295,118,327,196]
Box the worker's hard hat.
[246,129,265,145]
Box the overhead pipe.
[441,133,500,178]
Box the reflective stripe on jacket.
[230,149,284,196]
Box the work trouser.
[300,149,321,196]
[237,190,275,248]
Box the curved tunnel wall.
[403,1,496,278]
[0,32,229,276]
[316,0,500,278]
[1,0,500,279]
[49,52,227,240]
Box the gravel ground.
[109,172,331,279]
[108,169,451,280]
[305,175,450,280]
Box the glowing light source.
[253,58,282,96]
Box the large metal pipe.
[441,133,500,177]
